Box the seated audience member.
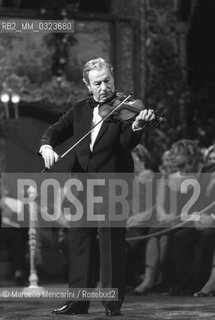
[126,144,154,289]
[204,145,215,165]
[193,162,215,297]
[130,148,178,295]
[159,150,172,175]
[170,142,215,295]
[194,250,215,297]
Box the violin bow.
[41,93,133,172]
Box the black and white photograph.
[0,1,215,319]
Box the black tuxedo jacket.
[41,96,142,173]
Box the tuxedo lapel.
[76,99,93,148]
[93,120,110,148]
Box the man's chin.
[99,93,115,103]
[100,98,109,103]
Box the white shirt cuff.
[132,122,143,132]
[39,145,53,154]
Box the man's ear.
[83,78,91,92]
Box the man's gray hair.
[82,58,114,84]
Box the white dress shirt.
[89,105,103,151]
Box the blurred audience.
[204,145,215,165]
[130,146,184,295]
[170,140,215,295]
[192,162,215,297]
[126,144,154,290]
[127,139,206,296]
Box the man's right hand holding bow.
[39,145,59,169]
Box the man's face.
[87,67,115,102]
[132,152,144,174]
[208,151,215,164]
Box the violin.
[99,91,166,127]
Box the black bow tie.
[88,93,117,109]
[88,97,104,109]
[88,95,120,123]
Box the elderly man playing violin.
[39,58,155,316]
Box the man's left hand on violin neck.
[132,109,156,131]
